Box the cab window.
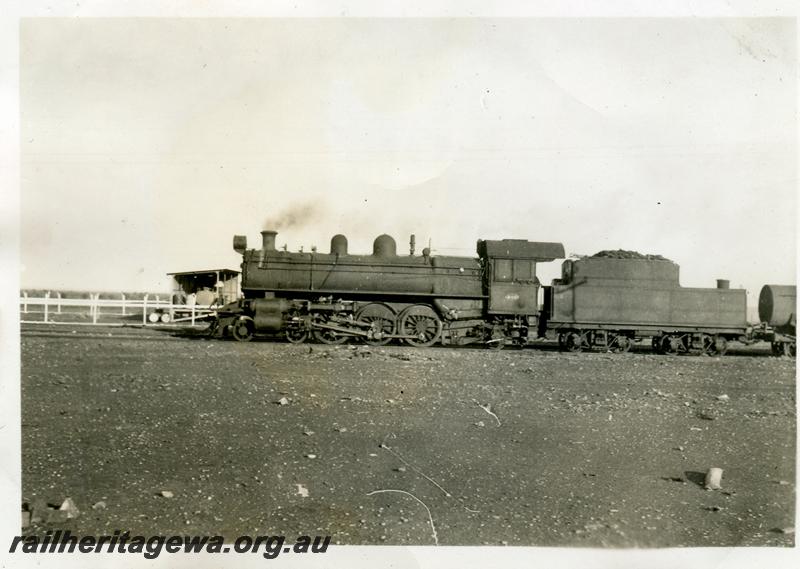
[513,260,533,280]
[494,259,512,282]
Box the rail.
[19,292,216,326]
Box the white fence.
[20,292,215,326]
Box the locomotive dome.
[372,234,397,257]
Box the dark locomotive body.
[215,229,564,347]
[542,257,748,355]
[213,226,795,356]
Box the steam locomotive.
[211,228,796,356]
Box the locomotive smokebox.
[716,279,730,289]
[759,284,796,329]
[261,230,278,252]
[330,234,348,255]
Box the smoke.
[264,202,323,231]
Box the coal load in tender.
[591,249,672,262]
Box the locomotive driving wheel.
[231,317,255,342]
[314,330,349,344]
[399,305,442,347]
[356,303,396,346]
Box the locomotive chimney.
[261,230,277,252]
[409,234,416,256]
[716,279,730,289]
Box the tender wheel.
[711,336,728,356]
[565,332,583,353]
[356,303,396,346]
[160,312,171,323]
[231,317,255,342]
[400,305,442,347]
[661,335,684,354]
[148,312,160,323]
[610,335,631,353]
[699,334,715,356]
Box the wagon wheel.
[609,335,631,354]
[565,332,583,353]
[356,303,397,346]
[400,305,442,347]
[231,317,255,342]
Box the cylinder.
[330,234,348,255]
[759,284,796,328]
[373,234,397,257]
[261,230,277,252]
[716,279,730,289]
[252,298,290,331]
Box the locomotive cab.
[477,239,565,317]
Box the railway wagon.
[543,256,747,355]
[214,229,565,346]
[756,284,796,356]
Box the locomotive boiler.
[213,229,565,346]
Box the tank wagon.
[541,256,747,355]
[213,229,565,347]
[754,284,796,356]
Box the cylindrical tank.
[373,234,397,257]
[716,279,730,289]
[330,234,348,255]
[759,284,796,329]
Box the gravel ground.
[20,326,796,547]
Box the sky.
[19,17,796,302]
